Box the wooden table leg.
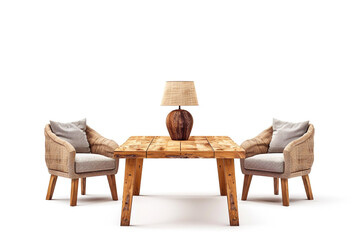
[223,158,239,226]
[133,158,144,196]
[121,158,137,226]
[216,158,227,196]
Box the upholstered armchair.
[44,124,119,206]
[240,124,315,206]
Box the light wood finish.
[133,158,144,196]
[182,136,214,158]
[302,175,314,200]
[147,136,181,158]
[114,136,154,158]
[241,174,252,200]
[223,158,239,226]
[46,175,58,200]
[115,136,245,159]
[81,178,86,195]
[216,158,227,196]
[207,136,246,158]
[274,177,279,195]
[115,136,244,226]
[107,175,118,200]
[70,179,79,206]
[121,158,137,226]
[281,178,289,206]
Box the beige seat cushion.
[75,153,115,173]
[244,153,284,173]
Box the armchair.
[44,124,119,206]
[240,124,315,206]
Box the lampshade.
[161,81,199,106]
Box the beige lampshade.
[161,81,199,106]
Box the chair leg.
[302,175,314,200]
[281,178,289,206]
[107,175,118,200]
[81,178,86,195]
[241,174,252,200]
[46,175,58,200]
[274,177,279,195]
[70,179,79,206]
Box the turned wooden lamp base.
[166,107,193,140]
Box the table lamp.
[161,81,198,140]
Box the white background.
[1,0,359,239]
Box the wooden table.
[114,136,245,226]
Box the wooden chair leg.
[241,174,252,200]
[302,175,314,200]
[46,175,58,200]
[133,158,144,196]
[81,178,86,195]
[107,175,118,200]
[70,179,79,206]
[121,158,137,226]
[281,178,289,206]
[216,158,227,196]
[274,177,279,195]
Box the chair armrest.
[283,124,315,173]
[240,126,273,158]
[44,124,75,173]
[86,126,118,158]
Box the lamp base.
[166,109,193,140]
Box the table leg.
[121,158,137,226]
[223,158,239,226]
[133,158,144,196]
[216,158,227,196]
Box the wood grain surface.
[116,137,243,226]
[114,136,245,159]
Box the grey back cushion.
[50,118,91,153]
[268,118,309,153]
